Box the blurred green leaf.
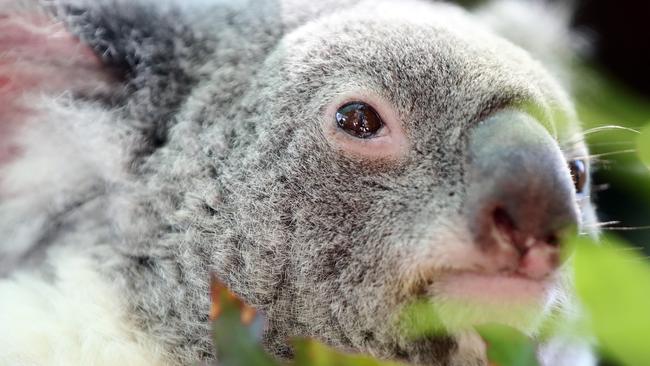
[637,124,650,170]
[293,339,405,366]
[575,65,650,131]
[572,235,650,366]
[575,65,650,204]
[210,275,407,366]
[398,300,446,340]
[210,276,280,366]
[212,306,277,366]
[475,324,539,366]
[400,301,543,366]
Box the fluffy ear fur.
[0,1,116,272]
[0,0,189,275]
[0,6,186,363]
[473,0,590,88]
[47,0,213,158]
[0,1,110,165]
[0,0,211,273]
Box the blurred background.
[569,2,650,364]
[571,0,650,251]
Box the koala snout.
[464,110,579,279]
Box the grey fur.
[1,0,597,365]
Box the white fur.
[449,330,487,366]
[474,0,589,87]
[537,338,597,366]
[0,95,132,269]
[0,248,172,366]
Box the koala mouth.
[435,271,555,305]
[429,208,563,305]
[422,271,556,332]
[411,208,565,331]
[434,206,565,302]
[431,228,561,310]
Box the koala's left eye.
[335,102,384,138]
[568,159,587,194]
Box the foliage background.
[569,2,650,365]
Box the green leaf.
[637,124,650,170]
[292,338,405,366]
[397,300,446,340]
[572,234,650,366]
[575,65,650,204]
[210,277,280,366]
[212,301,278,366]
[475,324,540,366]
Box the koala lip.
[432,242,560,304]
[435,270,555,306]
[425,271,555,331]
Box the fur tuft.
[474,0,590,88]
[0,248,171,366]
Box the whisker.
[567,125,640,144]
[583,220,650,232]
[591,183,610,192]
[598,225,650,231]
[587,141,637,148]
[582,125,640,136]
[582,125,641,135]
[573,149,637,160]
[590,160,614,168]
[583,220,621,228]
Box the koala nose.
[464,110,579,279]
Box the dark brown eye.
[568,159,587,194]
[335,102,384,138]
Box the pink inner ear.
[0,11,115,165]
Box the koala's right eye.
[323,94,407,160]
[335,102,384,138]
[568,159,587,194]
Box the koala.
[0,0,598,365]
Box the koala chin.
[0,0,597,365]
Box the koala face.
[178,1,595,363]
[0,0,596,365]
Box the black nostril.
[490,205,562,256]
[492,207,516,233]
[545,233,559,247]
[491,206,529,255]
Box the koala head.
[13,0,595,364]
[141,1,595,363]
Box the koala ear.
[1,1,209,162]
[50,0,212,149]
[473,0,589,87]
[0,1,114,165]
